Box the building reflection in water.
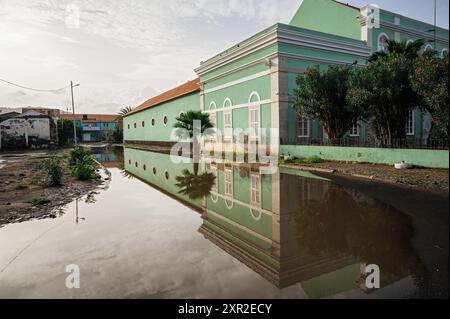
[123,147,424,298]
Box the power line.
[0,77,70,93]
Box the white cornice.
[195,24,371,77]
[380,21,449,44]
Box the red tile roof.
[126,78,200,117]
[61,114,119,122]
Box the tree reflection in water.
[175,169,216,200]
[291,177,426,287]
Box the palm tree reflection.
[175,169,216,200]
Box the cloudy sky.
[0,0,448,114]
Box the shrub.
[42,157,63,186]
[31,198,51,206]
[70,155,96,181]
[280,156,324,165]
[69,147,92,167]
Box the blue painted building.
[61,114,118,142]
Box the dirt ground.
[0,149,108,227]
[281,161,449,193]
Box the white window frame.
[163,115,168,127]
[250,174,261,207]
[223,109,233,141]
[377,33,390,52]
[297,117,310,138]
[248,105,260,141]
[441,48,448,57]
[406,108,415,136]
[350,119,360,137]
[224,168,233,197]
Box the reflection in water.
[0,146,432,298]
[123,148,425,298]
[175,170,216,200]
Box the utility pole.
[70,81,80,145]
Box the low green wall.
[281,145,449,169]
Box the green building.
[123,0,449,155]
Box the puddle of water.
[0,146,440,298]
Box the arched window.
[406,39,414,47]
[442,48,449,57]
[377,33,389,52]
[209,101,217,111]
[163,115,168,126]
[223,98,233,141]
[208,102,217,139]
[248,92,261,141]
[423,44,433,53]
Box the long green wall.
[123,92,200,142]
[124,147,202,207]
[281,145,449,168]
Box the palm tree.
[174,111,213,138]
[369,39,425,62]
[175,169,216,200]
[118,106,133,117]
[174,111,213,170]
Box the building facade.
[124,0,449,154]
[0,110,57,149]
[61,114,118,143]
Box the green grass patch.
[279,156,324,165]
[31,198,51,206]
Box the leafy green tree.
[348,53,421,146]
[411,51,449,138]
[293,65,363,139]
[57,119,81,145]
